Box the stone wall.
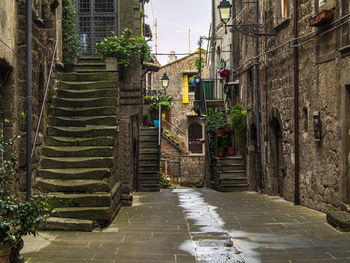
[180,155,205,186]
[0,0,59,198]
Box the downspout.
[293,0,300,205]
[264,3,269,185]
[211,0,216,79]
[26,0,33,201]
[254,0,262,191]
[231,1,235,82]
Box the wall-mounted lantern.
[161,73,169,92]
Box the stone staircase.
[74,57,106,73]
[138,127,160,191]
[212,156,248,192]
[36,65,120,231]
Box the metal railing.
[162,119,185,135]
[31,41,57,158]
[199,79,224,101]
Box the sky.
[144,0,211,65]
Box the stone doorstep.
[327,211,350,232]
[40,217,93,232]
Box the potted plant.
[143,113,149,126]
[201,108,226,134]
[311,9,333,27]
[95,28,151,71]
[147,93,172,125]
[217,147,224,157]
[0,119,54,263]
[229,104,247,154]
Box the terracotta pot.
[0,244,11,263]
[227,147,234,155]
[216,130,223,137]
[224,127,232,132]
[218,151,224,157]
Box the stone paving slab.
[22,189,350,263]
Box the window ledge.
[274,17,291,32]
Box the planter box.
[106,57,118,71]
[311,10,333,27]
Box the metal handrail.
[31,41,57,158]
[162,119,186,135]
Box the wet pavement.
[22,189,350,263]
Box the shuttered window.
[183,74,189,103]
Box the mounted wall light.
[217,0,275,37]
[161,73,169,91]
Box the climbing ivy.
[62,0,81,68]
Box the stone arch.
[269,108,285,197]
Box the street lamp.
[218,0,232,24]
[161,73,169,92]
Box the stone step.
[120,98,141,105]
[52,106,117,117]
[215,156,244,165]
[139,164,159,170]
[42,146,113,157]
[57,80,117,90]
[219,171,246,179]
[327,211,350,232]
[138,184,160,192]
[139,136,158,142]
[139,170,159,176]
[139,148,159,154]
[139,141,159,148]
[54,207,110,221]
[139,160,159,166]
[40,217,93,232]
[48,115,116,127]
[58,72,117,82]
[138,178,160,185]
[40,156,113,169]
[220,178,248,185]
[49,192,111,207]
[219,184,249,192]
[77,57,104,64]
[38,168,110,180]
[140,128,158,136]
[45,136,115,146]
[53,97,116,107]
[36,178,110,193]
[56,88,116,99]
[217,163,245,171]
[47,126,117,137]
[139,153,159,160]
[74,63,106,72]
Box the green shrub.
[62,0,81,67]
[201,108,226,133]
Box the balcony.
[195,79,225,112]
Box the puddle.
[174,189,246,263]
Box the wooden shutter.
[183,74,189,103]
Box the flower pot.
[216,130,223,137]
[218,151,224,157]
[311,10,333,27]
[143,119,149,126]
[0,244,11,263]
[106,57,118,71]
[154,120,159,128]
[227,147,235,155]
[224,127,232,132]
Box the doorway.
[270,118,285,197]
[76,0,118,56]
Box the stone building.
[1,0,148,227]
[151,51,206,186]
[209,0,350,213]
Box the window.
[281,0,288,19]
[188,122,203,154]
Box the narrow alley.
[23,189,350,263]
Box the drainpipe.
[231,1,235,82]
[26,0,33,201]
[211,0,216,79]
[293,0,300,205]
[254,0,262,191]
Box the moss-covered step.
[57,72,117,82]
[57,80,117,90]
[35,178,110,193]
[40,217,93,232]
[40,156,113,169]
[56,88,116,99]
[327,211,350,232]
[218,170,247,180]
[138,163,159,171]
[53,97,116,107]
[48,115,116,127]
[42,146,113,157]
[48,192,111,207]
[51,106,117,117]
[47,126,117,137]
[54,207,110,221]
[38,168,110,180]
[74,62,106,72]
[45,136,115,146]
[138,184,160,192]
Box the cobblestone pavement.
[22,189,350,263]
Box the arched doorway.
[188,122,203,154]
[270,117,285,197]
